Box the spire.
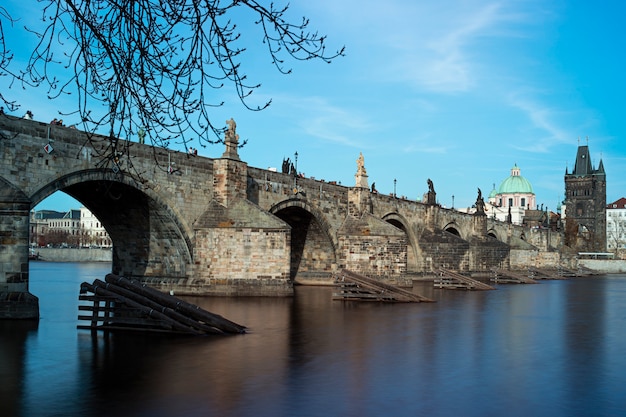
[572,145,592,176]
[598,159,605,174]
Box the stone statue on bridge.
[356,152,367,176]
[225,118,239,144]
[425,178,437,205]
[138,128,146,144]
[475,187,486,215]
[222,118,240,160]
[281,157,291,174]
[355,152,368,189]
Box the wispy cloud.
[507,88,596,153]
[375,1,525,94]
[507,93,575,152]
[275,95,378,147]
[417,3,505,92]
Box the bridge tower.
[564,143,606,252]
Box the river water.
[2,262,626,417]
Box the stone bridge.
[0,116,561,318]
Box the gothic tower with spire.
[564,144,606,252]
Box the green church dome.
[497,164,534,194]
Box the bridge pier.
[0,187,39,319]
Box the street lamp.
[294,151,298,191]
[452,195,455,209]
[393,178,397,198]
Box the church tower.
[564,144,606,252]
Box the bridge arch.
[30,169,194,279]
[487,228,502,241]
[442,221,462,238]
[382,212,419,273]
[269,199,337,283]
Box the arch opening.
[272,205,336,284]
[33,178,193,281]
[444,227,461,237]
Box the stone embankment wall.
[510,249,626,274]
[579,260,626,274]
[33,248,112,263]
[510,249,561,270]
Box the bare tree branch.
[0,0,344,173]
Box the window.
[521,198,526,208]
[508,198,513,207]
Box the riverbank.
[579,259,626,274]
[32,247,112,263]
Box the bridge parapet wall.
[247,167,350,233]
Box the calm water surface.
[1,262,626,417]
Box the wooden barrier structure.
[491,268,538,284]
[435,268,495,290]
[333,269,435,302]
[78,274,246,335]
[528,267,569,280]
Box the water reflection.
[0,320,38,417]
[2,264,626,417]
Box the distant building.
[564,144,606,252]
[80,207,112,247]
[30,209,80,247]
[30,207,111,248]
[486,164,536,225]
[606,197,626,256]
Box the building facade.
[30,207,112,248]
[80,207,112,247]
[606,197,626,256]
[564,145,606,252]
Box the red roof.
[607,197,626,209]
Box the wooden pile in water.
[435,268,495,290]
[528,267,569,279]
[78,274,246,335]
[333,269,435,302]
[491,268,538,284]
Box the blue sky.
[3,0,625,213]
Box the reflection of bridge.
[0,116,561,318]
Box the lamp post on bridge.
[294,151,298,192]
[393,178,397,198]
[452,195,455,209]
